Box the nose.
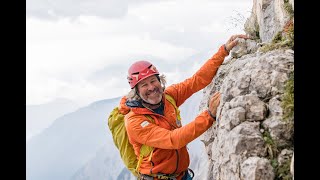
[147,83,156,91]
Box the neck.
[142,100,162,109]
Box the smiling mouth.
[147,90,159,96]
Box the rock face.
[244,0,293,42]
[198,0,294,179]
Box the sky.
[26,0,253,107]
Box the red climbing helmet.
[127,60,159,89]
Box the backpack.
[107,94,181,177]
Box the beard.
[140,87,163,105]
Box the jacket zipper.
[142,99,178,129]
[173,149,179,174]
[142,100,180,174]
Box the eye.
[151,78,158,83]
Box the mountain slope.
[27,91,206,180]
[71,91,205,180]
[26,98,79,141]
[27,97,120,180]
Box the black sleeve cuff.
[207,110,219,123]
[208,109,216,119]
[223,44,229,54]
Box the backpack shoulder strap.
[165,94,181,120]
[144,114,154,123]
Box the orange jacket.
[119,45,228,179]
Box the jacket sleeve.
[126,111,215,149]
[165,45,229,107]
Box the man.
[118,34,248,180]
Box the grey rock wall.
[197,1,294,178]
[244,0,293,43]
[199,47,293,180]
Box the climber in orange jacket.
[119,34,249,180]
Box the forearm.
[168,111,214,148]
[145,111,214,149]
[191,44,229,87]
[165,45,229,107]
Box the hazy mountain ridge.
[71,91,205,180]
[26,98,79,141]
[27,93,205,180]
[27,97,121,180]
[27,1,295,177]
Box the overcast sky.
[26,0,253,107]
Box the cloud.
[26,0,253,106]
[26,0,174,20]
[26,0,252,22]
[26,0,129,19]
[26,16,197,105]
[126,0,252,50]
